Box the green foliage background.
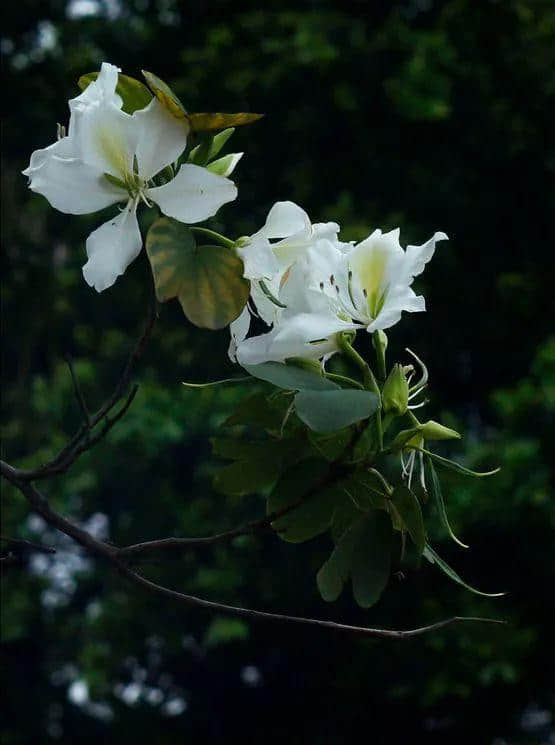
[1,0,554,742]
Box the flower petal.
[148,163,237,224]
[236,310,359,365]
[70,62,122,114]
[228,305,251,362]
[82,201,142,291]
[24,154,125,215]
[403,231,448,281]
[133,98,187,180]
[237,236,279,280]
[22,136,76,176]
[74,98,139,179]
[261,201,311,239]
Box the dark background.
[1,1,554,743]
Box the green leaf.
[142,70,189,121]
[189,128,235,164]
[188,112,263,132]
[426,457,469,548]
[317,522,363,602]
[351,510,393,608]
[351,418,378,461]
[268,459,338,543]
[418,448,500,478]
[213,457,280,497]
[423,545,505,597]
[188,135,214,166]
[78,72,152,114]
[330,476,386,543]
[146,217,249,329]
[243,362,339,391]
[294,390,379,433]
[308,429,353,462]
[390,485,425,555]
[222,392,293,431]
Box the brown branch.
[0,536,56,555]
[6,302,156,483]
[118,462,351,560]
[0,460,505,639]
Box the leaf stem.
[190,227,235,249]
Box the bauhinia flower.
[229,201,354,363]
[307,227,448,333]
[230,225,447,366]
[23,62,239,292]
[236,200,348,283]
[231,257,359,365]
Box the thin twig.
[0,536,56,555]
[64,355,91,425]
[7,302,156,483]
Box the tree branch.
[6,302,156,483]
[0,460,505,639]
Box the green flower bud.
[382,363,409,416]
[419,420,461,441]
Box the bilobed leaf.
[243,362,339,391]
[351,510,393,608]
[146,217,249,329]
[188,112,263,132]
[78,72,152,114]
[308,429,353,462]
[391,485,425,555]
[294,389,379,433]
[330,476,385,543]
[142,70,189,121]
[419,448,500,478]
[317,522,363,602]
[426,457,469,548]
[423,544,505,597]
[268,459,338,543]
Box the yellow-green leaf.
[188,112,263,132]
[141,70,189,122]
[146,217,249,329]
[78,72,152,114]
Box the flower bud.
[419,420,461,441]
[382,363,409,416]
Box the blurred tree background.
[1,0,554,742]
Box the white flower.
[230,201,350,357]
[231,236,359,365]
[237,200,347,284]
[23,62,238,292]
[304,227,447,333]
[230,225,447,366]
